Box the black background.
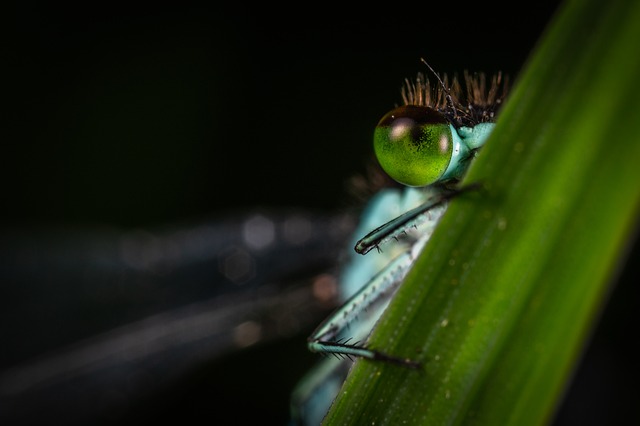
[3,2,638,425]
[4,4,558,228]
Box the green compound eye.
[373,105,453,187]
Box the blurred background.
[2,2,637,425]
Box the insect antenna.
[420,57,459,122]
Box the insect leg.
[307,248,421,368]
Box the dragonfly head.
[373,105,453,187]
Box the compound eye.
[373,105,453,187]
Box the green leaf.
[323,0,640,424]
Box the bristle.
[401,70,510,127]
[346,65,510,206]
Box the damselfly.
[290,60,510,425]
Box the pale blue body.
[442,123,493,181]
[289,121,495,425]
[290,186,444,425]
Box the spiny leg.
[307,247,423,369]
[307,184,481,368]
[355,183,482,255]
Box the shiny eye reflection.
[373,105,453,187]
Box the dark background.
[4,4,557,228]
[3,2,638,425]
